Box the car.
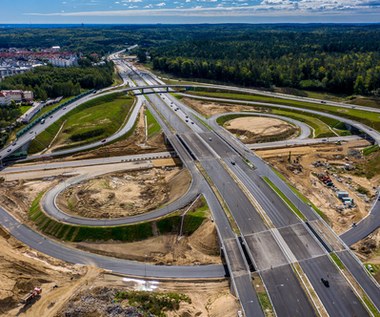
[185,115,189,118]
[29,131,33,134]
[191,122,194,124]
[321,101,326,104]
[7,149,11,152]
[352,222,357,227]
[208,137,212,141]
[185,119,189,123]
[101,139,107,143]
[63,107,66,110]
[322,138,327,142]
[50,116,53,118]
[231,161,236,165]
[321,278,330,287]
[12,142,16,146]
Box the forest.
[0,63,114,100]
[0,24,379,95]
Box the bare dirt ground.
[57,167,191,218]
[0,226,89,317]
[224,116,298,143]
[76,219,221,265]
[0,178,56,223]
[352,229,380,283]
[181,97,257,117]
[56,273,239,317]
[256,139,379,234]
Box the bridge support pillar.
[166,87,169,92]
[141,88,144,94]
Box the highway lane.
[0,206,226,279]
[340,195,380,246]
[248,135,363,150]
[166,79,380,114]
[301,255,369,317]
[337,250,380,310]
[1,151,175,174]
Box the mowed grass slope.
[28,93,134,154]
[188,90,380,131]
[145,108,161,137]
[29,192,209,242]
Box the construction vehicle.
[20,287,42,304]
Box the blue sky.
[2,0,380,24]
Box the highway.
[1,151,175,174]
[0,55,379,316]
[141,68,379,316]
[139,68,377,316]
[0,205,225,279]
[247,135,363,150]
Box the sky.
[2,0,380,24]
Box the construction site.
[0,71,380,316]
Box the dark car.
[321,278,330,287]
[101,139,107,143]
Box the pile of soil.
[224,117,298,143]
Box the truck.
[20,287,42,304]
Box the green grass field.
[145,108,161,137]
[188,90,380,132]
[29,192,208,242]
[19,105,31,115]
[28,93,134,154]
[263,176,307,221]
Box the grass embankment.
[28,93,134,154]
[271,168,329,223]
[19,105,31,115]
[188,89,380,132]
[355,148,380,179]
[145,107,161,137]
[29,192,208,242]
[262,176,306,221]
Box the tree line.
[1,24,379,95]
[0,63,114,100]
[147,26,380,96]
